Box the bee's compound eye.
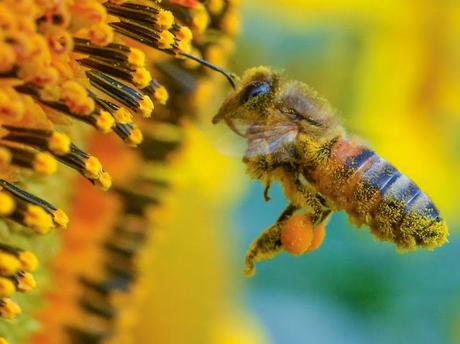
[242,82,270,103]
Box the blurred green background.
[229,1,460,343]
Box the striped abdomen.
[306,137,448,250]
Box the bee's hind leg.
[244,204,297,276]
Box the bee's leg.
[277,203,297,221]
[245,204,297,276]
[294,177,332,227]
[311,207,332,227]
[263,181,272,201]
[302,194,332,228]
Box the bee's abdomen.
[310,138,448,250]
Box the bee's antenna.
[179,52,237,89]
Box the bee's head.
[212,66,280,136]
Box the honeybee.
[213,66,448,276]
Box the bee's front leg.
[245,204,297,276]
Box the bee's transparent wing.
[212,116,298,158]
[244,121,298,158]
[207,121,248,157]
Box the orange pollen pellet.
[307,223,326,252]
[281,214,314,255]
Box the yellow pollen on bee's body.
[0,252,20,276]
[48,132,71,155]
[24,204,54,234]
[0,192,15,216]
[96,110,115,133]
[52,209,69,229]
[139,96,154,118]
[18,251,38,272]
[0,277,14,297]
[33,152,58,175]
[0,298,21,319]
[0,337,8,344]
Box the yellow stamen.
[52,209,69,229]
[39,84,61,102]
[18,251,38,272]
[153,85,169,105]
[0,89,25,121]
[177,39,192,54]
[113,107,133,124]
[0,298,21,319]
[61,81,94,115]
[220,9,240,36]
[96,110,115,133]
[0,278,15,297]
[133,68,152,88]
[88,23,114,46]
[0,42,16,73]
[0,192,15,216]
[71,0,107,22]
[175,26,193,43]
[127,48,145,67]
[31,65,60,86]
[96,172,112,191]
[127,127,143,147]
[0,336,8,344]
[33,152,58,176]
[158,31,175,50]
[15,272,36,291]
[207,0,225,15]
[139,96,154,118]
[157,9,174,30]
[0,253,20,276]
[0,147,11,165]
[84,156,102,179]
[192,8,210,33]
[48,132,71,155]
[24,205,54,234]
[205,45,226,67]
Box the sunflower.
[0,1,245,343]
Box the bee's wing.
[245,120,298,157]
